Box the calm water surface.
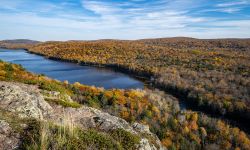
[1,49,250,133]
[0,49,144,89]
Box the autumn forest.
[0,38,250,149]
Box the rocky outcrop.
[0,81,165,150]
[0,120,20,150]
[0,81,52,119]
[50,105,136,133]
[133,122,151,134]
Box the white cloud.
[0,0,249,40]
[201,7,242,13]
[209,0,250,13]
[216,0,249,7]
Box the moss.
[45,98,81,108]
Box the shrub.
[20,121,139,150]
[4,63,14,72]
[110,128,140,149]
[45,98,81,108]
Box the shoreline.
[1,47,250,134]
[25,49,250,134]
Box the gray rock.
[50,105,136,134]
[138,138,157,150]
[42,90,73,102]
[133,122,151,134]
[0,120,20,150]
[50,106,164,150]
[0,81,53,119]
[0,81,165,150]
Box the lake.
[0,49,144,89]
[1,48,250,133]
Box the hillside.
[0,57,250,149]
[0,39,40,50]
[138,38,250,50]
[1,39,40,44]
[10,38,248,124]
[0,60,163,150]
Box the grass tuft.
[45,98,81,108]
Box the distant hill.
[0,39,41,49]
[1,37,250,51]
[137,37,250,50]
[2,39,40,44]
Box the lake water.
[1,49,250,133]
[0,49,144,89]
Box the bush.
[79,129,122,150]
[39,81,70,95]
[45,98,81,108]
[4,63,14,80]
[110,128,140,149]
[4,63,14,72]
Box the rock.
[177,114,186,124]
[49,91,60,97]
[50,106,165,150]
[43,90,73,102]
[133,122,151,134]
[0,120,20,150]
[138,138,157,150]
[0,81,53,119]
[0,81,165,149]
[50,105,136,134]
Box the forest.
[1,59,250,149]
[3,38,248,124]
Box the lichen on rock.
[0,81,53,119]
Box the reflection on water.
[0,49,144,89]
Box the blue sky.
[0,0,250,41]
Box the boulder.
[0,81,53,119]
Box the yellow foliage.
[200,127,207,137]
[191,113,198,122]
[73,82,81,87]
[189,121,198,131]
[191,50,201,55]
[189,133,201,144]
[216,120,226,131]
[104,91,113,99]
[63,80,69,84]
[161,138,172,147]
[183,126,189,134]
[120,109,130,120]
[0,70,6,76]
[222,141,232,150]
